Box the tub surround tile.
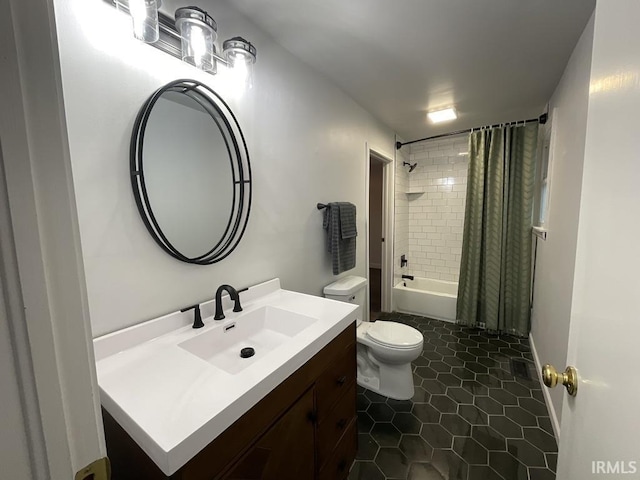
[394,146,411,290]
[349,313,557,480]
[394,136,469,284]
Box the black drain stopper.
[240,347,255,358]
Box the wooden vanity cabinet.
[223,388,315,479]
[103,323,357,480]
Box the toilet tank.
[323,276,367,325]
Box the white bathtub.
[393,277,458,322]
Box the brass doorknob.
[542,364,578,396]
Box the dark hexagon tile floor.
[348,312,557,480]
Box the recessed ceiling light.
[428,107,457,123]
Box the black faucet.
[181,304,204,329]
[402,274,414,281]
[214,284,243,320]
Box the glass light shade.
[223,37,257,87]
[123,0,160,43]
[175,7,217,72]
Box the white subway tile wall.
[394,144,410,286]
[405,134,469,282]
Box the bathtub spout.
[402,275,414,281]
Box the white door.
[555,2,640,478]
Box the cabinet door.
[316,344,356,422]
[222,388,315,480]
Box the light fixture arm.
[106,0,231,71]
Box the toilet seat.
[365,321,423,349]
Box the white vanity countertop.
[93,279,358,476]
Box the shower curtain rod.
[395,112,548,150]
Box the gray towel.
[339,202,357,239]
[323,202,357,275]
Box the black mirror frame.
[130,79,252,265]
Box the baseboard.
[529,333,561,441]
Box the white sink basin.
[93,278,359,476]
[178,306,317,374]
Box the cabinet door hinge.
[75,457,111,480]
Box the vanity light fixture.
[107,0,257,77]
[223,37,257,86]
[428,107,458,123]
[175,7,217,72]
[119,0,161,43]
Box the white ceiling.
[222,0,595,140]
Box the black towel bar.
[317,203,328,210]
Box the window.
[538,136,551,226]
[535,112,555,230]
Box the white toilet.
[324,276,424,400]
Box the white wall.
[530,13,595,428]
[407,135,468,282]
[51,0,394,336]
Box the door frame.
[364,143,395,320]
[0,0,106,478]
[0,137,41,479]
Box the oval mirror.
[131,79,251,264]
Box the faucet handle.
[232,287,248,312]
[181,304,204,329]
[234,287,248,313]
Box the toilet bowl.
[324,276,424,400]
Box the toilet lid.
[366,321,423,349]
